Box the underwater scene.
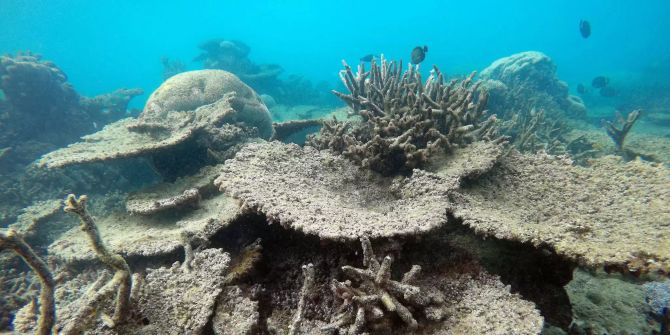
[1,0,669,334]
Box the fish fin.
[424,46,428,52]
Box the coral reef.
[194,38,338,106]
[479,51,586,119]
[38,70,272,180]
[0,52,81,144]
[309,56,505,175]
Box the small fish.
[591,76,609,88]
[411,45,428,65]
[599,87,618,97]
[360,54,375,62]
[577,83,586,94]
[579,20,591,39]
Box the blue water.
[2,0,669,107]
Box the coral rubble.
[309,56,504,175]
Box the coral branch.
[602,109,642,153]
[0,229,55,335]
[288,263,315,335]
[64,194,131,327]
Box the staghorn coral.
[0,229,55,335]
[323,237,445,334]
[602,109,642,153]
[499,108,568,155]
[308,55,505,176]
[63,194,131,328]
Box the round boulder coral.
[143,69,273,139]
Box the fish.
[599,87,619,97]
[577,83,586,94]
[411,46,428,64]
[591,76,609,88]
[579,20,591,39]
[360,54,375,62]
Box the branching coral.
[323,237,444,334]
[602,109,642,153]
[288,263,316,335]
[499,108,568,155]
[308,55,505,175]
[0,229,55,335]
[63,194,131,329]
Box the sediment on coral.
[452,152,670,275]
[308,55,505,176]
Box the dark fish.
[411,45,428,65]
[577,83,586,94]
[579,20,591,39]
[360,54,375,62]
[599,87,618,97]
[591,76,609,88]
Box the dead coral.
[215,141,461,241]
[499,108,568,155]
[288,263,316,335]
[452,152,670,274]
[0,229,55,335]
[38,70,273,180]
[308,55,505,176]
[63,194,131,328]
[50,165,240,263]
[323,237,445,334]
[602,109,642,153]
[136,248,231,334]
